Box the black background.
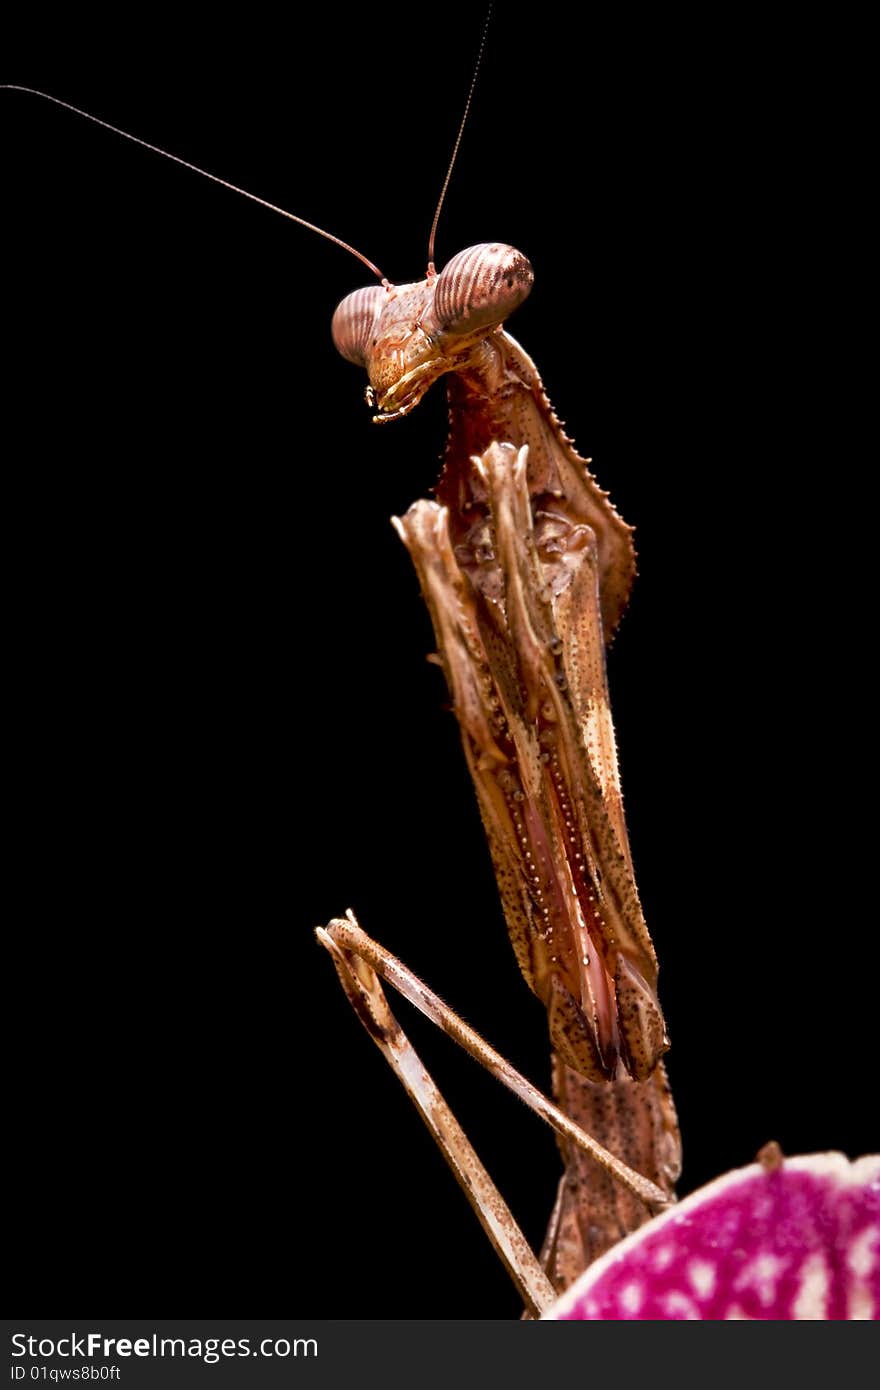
[5,7,874,1317]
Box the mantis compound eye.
[331,284,387,366]
[434,243,533,336]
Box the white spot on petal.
[847,1227,877,1279]
[652,1244,674,1271]
[688,1258,716,1298]
[663,1291,699,1319]
[753,1252,784,1282]
[736,1252,785,1307]
[725,1304,750,1320]
[792,1252,830,1320]
[847,1285,874,1320]
[620,1282,642,1314]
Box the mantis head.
[331,243,533,423]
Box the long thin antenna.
[426,3,494,274]
[2,85,386,282]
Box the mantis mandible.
[5,11,875,1318]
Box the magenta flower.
[545,1152,880,1320]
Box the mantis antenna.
[426,3,494,276]
[7,2,492,291]
[0,84,386,282]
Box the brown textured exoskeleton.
[321,242,681,1307]
[3,75,680,1319]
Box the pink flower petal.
[544,1152,880,1320]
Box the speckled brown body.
[335,244,681,1293]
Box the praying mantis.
[5,8,874,1318]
